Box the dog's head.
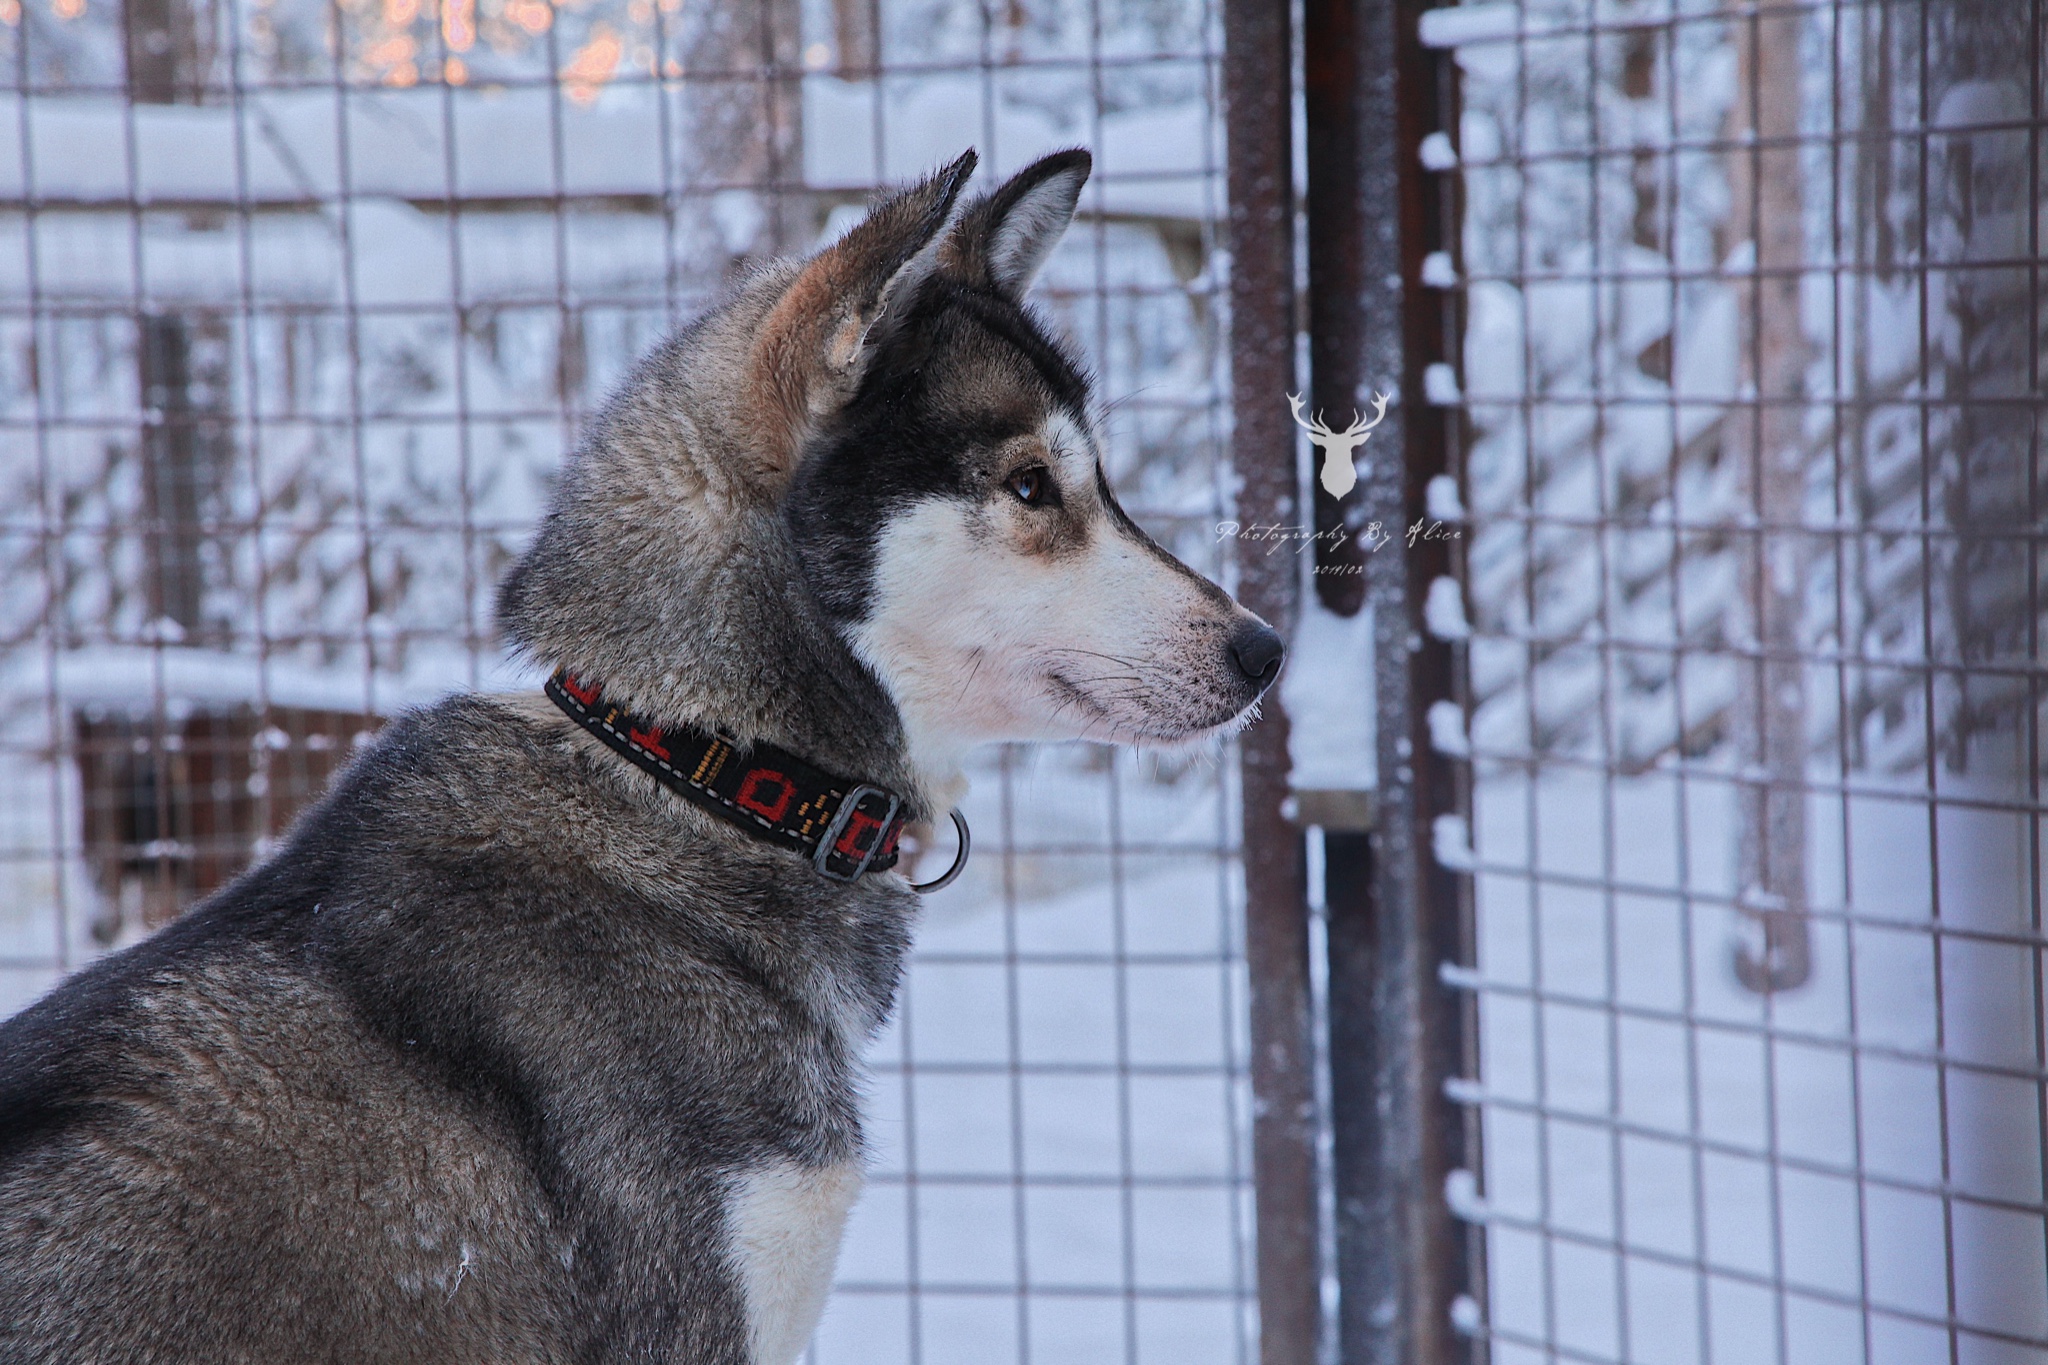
[781,150,1282,771]
[501,149,1280,794]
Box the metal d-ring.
[909,809,971,894]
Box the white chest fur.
[726,1159,864,1365]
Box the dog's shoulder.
[312,687,917,1055]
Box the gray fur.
[0,149,1275,1364]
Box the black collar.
[546,669,911,883]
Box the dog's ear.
[824,147,980,340]
[745,151,976,484]
[943,148,1090,299]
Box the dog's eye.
[1006,466,1053,507]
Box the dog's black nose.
[1230,621,1285,690]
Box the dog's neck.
[559,555,940,819]
[504,496,948,819]
[499,284,980,823]
[641,553,978,821]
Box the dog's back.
[2,707,574,1361]
[0,696,820,1361]
[0,893,579,1362]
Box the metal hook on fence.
[1733,895,1812,994]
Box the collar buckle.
[813,784,901,882]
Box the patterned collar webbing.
[545,670,908,883]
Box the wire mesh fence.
[0,0,1257,1360]
[1434,1,2048,1360]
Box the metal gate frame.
[1226,2,1477,1362]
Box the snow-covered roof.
[804,76,1218,223]
[4,643,537,718]
[0,77,1217,223]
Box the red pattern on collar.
[545,670,907,882]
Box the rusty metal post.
[1320,0,1473,1361]
[1727,0,1812,993]
[1304,0,1372,618]
[1223,3,1319,1364]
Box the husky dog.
[0,149,1282,1364]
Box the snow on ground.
[1470,758,2047,1364]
